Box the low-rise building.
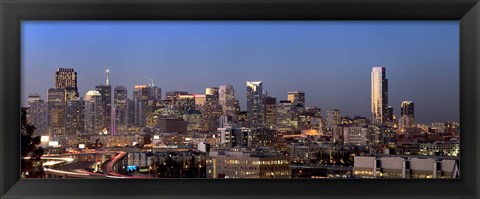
[353,155,459,178]
[207,150,290,178]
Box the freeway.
[40,150,153,179]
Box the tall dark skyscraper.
[95,69,112,133]
[133,85,149,127]
[371,67,389,124]
[401,101,415,118]
[55,68,78,102]
[263,95,277,128]
[246,81,263,126]
[114,86,128,127]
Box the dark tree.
[20,108,45,178]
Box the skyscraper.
[85,90,104,134]
[399,101,415,129]
[287,91,305,106]
[27,94,48,135]
[55,68,78,102]
[371,67,389,124]
[133,85,149,126]
[114,86,128,128]
[219,85,239,116]
[276,100,293,131]
[246,81,263,126]
[96,88,112,131]
[326,109,341,130]
[147,79,162,100]
[47,88,66,144]
[263,95,277,128]
[401,101,415,118]
[66,98,85,137]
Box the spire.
[105,68,110,86]
[150,78,154,87]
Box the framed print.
[1,0,479,198]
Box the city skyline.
[22,21,459,123]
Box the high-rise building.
[401,101,415,118]
[276,100,293,131]
[47,88,66,144]
[96,84,112,132]
[148,80,161,100]
[133,85,149,127]
[66,98,85,137]
[85,90,104,134]
[326,109,341,130]
[263,95,277,128]
[246,81,263,126]
[399,101,415,129]
[126,98,134,126]
[114,86,128,128]
[93,68,113,132]
[27,94,48,135]
[55,68,78,102]
[386,105,394,122]
[219,85,239,116]
[287,91,305,106]
[371,67,389,124]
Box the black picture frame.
[1,0,479,198]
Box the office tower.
[263,95,277,128]
[133,85,149,127]
[246,81,263,126]
[114,86,128,128]
[399,101,415,129]
[326,109,341,130]
[92,69,112,132]
[85,90,104,134]
[146,98,162,130]
[47,88,66,144]
[219,85,239,116]
[371,67,389,124]
[386,106,394,122]
[401,101,415,118]
[66,98,85,137]
[287,91,305,106]
[126,98,134,126]
[194,94,222,131]
[148,79,161,100]
[27,94,48,135]
[55,68,78,102]
[206,87,219,99]
[276,100,293,131]
[95,85,112,132]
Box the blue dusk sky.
[21,21,459,124]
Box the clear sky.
[21,21,459,124]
